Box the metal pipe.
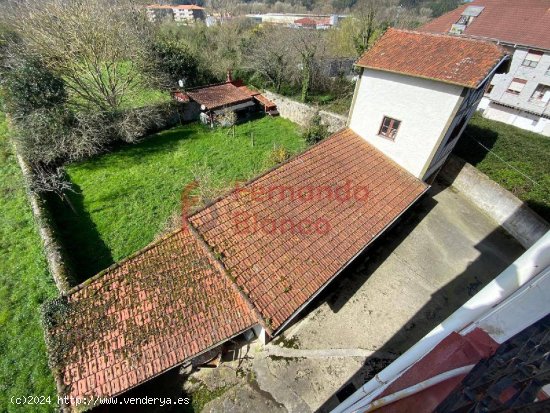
[332,231,550,413]
[352,365,475,413]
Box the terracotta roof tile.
[190,129,428,331]
[43,229,256,404]
[45,128,428,405]
[186,82,253,111]
[420,0,550,50]
[356,28,507,88]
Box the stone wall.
[262,91,348,133]
[15,152,74,293]
[440,155,549,248]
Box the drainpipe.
[332,231,550,413]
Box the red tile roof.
[356,28,507,88]
[254,94,277,110]
[173,4,204,10]
[295,17,318,26]
[420,0,550,51]
[186,82,253,111]
[190,128,428,331]
[43,229,256,403]
[44,129,427,405]
[171,90,190,103]
[237,85,261,97]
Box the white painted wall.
[484,102,550,137]
[482,48,550,136]
[349,69,463,178]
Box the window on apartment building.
[378,116,401,140]
[506,78,527,95]
[485,83,494,95]
[522,50,543,68]
[529,84,550,105]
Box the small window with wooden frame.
[378,116,401,140]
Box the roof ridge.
[185,81,233,93]
[386,27,502,47]
[185,222,274,335]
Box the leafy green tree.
[147,39,205,89]
[1,56,66,117]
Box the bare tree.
[245,27,295,93]
[4,0,154,111]
[291,30,327,102]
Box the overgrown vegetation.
[455,113,550,222]
[0,109,57,412]
[183,383,230,413]
[47,117,305,282]
[302,113,329,145]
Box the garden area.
[0,110,57,412]
[456,113,550,223]
[48,116,305,283]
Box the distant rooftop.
[420,0,550,51]
[356,28,507,89]
[186,82,254,111]
[146,4,205,10]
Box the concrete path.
[200,181,524,413]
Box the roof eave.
[354,64,477,89]
[272,183,430,336]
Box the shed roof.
[186,82,254,111]
[45,129,427,406]
[356,28,507,89]
[44,229,256,402]
[420,0,550,51]
[190,128,428,331]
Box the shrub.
[1,56,67,117]
[302,113,329,145]
[265,145,291,168]
[146,38,213,89]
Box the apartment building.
[422,0,550,136]
[146,4,205,24]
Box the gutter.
[475,54,510,90]
[332,231,550,413]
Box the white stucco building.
[422,0,550,137]
[348,29,507,181]
[145,4,205,24]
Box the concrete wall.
[262,91,348,133]
[440,156,549,248]
[349,69,463,178]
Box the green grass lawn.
[0,111,58,412]
[49,116,305,283]
[456,113,550,222]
